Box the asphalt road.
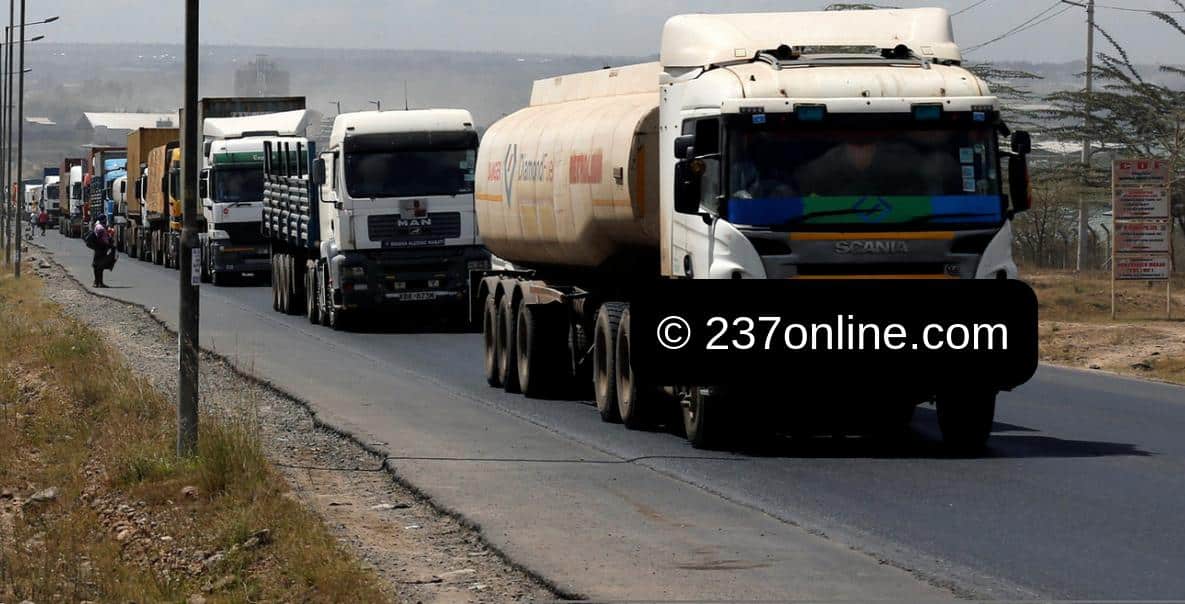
[32,231,1185,601]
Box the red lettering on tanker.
[570,151,603,184]
[488,160,502,182]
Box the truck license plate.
[393,292,438,302]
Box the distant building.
[235,55,291,97]
[77,112,179,146]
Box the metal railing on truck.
[262,140,319,249]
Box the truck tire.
[615,306,657,430]
[278,254,292,314]
[482,295,502,388]
[271,256,281,312]
[305,269,318,324]
[683,387,734,450]
[288,255,305,316]
[937,392,996,454]
[497,296,521,393]
[516,301,566,398]
[319,268,331,327]
[593,302,627,423]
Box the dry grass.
[1024,269,1185,384]
[0,263,389,602]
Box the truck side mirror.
[1008,155,1032,213]
[120,181,127,194]
[199,170,209,200]
[312,158,327,186]
[674,135,696,160]
[1010,130,1032,156]
[674,159,703,215]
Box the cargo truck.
[83,146,127,245]
[59,159,85,238]
[260,109,489,329]
[126,128,179,260]
[140,142,182,267]
[473,8,1033,450]
[199,109,308,284]
[42,168,60,226]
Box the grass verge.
[0,264,389,602]
[1024,270,1185,385]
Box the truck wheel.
[516,301,565,397]
[305,269,318,324]
[289,255,305,316]
[937,392,996,454]
[271,256,281,312]
[497,296,521,393]
[278,254,292,314]
[201,249,212,284]
[593,302,627,423]
[319,268,331,327]
[152,233,163,266]
[683,387,733,450]
[482,295,502,387]
[615,306,656,430]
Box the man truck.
[260,109,489,329]
[58,158,84,237]
[473,8,1033,450]
[126,128,179,260]
[199,109,308,284]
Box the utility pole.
[177,0,199,456]
[1068,0,1096,272]
[0,25,7,264]
[3,4,11,268]
[13,0,24,278]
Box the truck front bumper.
[334,245,490,311]
[209,243,272,274]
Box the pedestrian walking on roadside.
[90,215,116,288]
[37,209,48,236]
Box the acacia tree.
[1041,5,1185,240]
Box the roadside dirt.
[25,249,558,603]
[1026,271,1185,384]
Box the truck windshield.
[345,149,476,199]
[725,116,1002,229]
[46,185,59,199]
[71,183,82,200]
[211,166,265,203]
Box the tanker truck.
[473,8,1033,450]
[260,109,489,329]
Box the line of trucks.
[44,8,1032,451]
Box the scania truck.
[473,8,1033,450]
[199,110,309,284]
[261,109,489,329]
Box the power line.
[952,0,991,16]
[1095,3,1185,13]
[966,2,1072,53]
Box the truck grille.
[367,212,461,243]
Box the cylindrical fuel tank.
[475,80,660,270]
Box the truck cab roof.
[660,8,960,69]
[328,109,475,151]
[204,110,309,140]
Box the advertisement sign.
[1113,187,1169,219]
[1115,255,1172,281]
[1114,220,1171,254]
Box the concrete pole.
[177,0,200,456]
[1077,0,1095,272]
[0,26,7,262]
[13,0,22,278]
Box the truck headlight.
[467,260,490,271]
[428,279,441,288]
[209,229,230,241]
[345,266,366,279]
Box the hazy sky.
[27,0,1185,64]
